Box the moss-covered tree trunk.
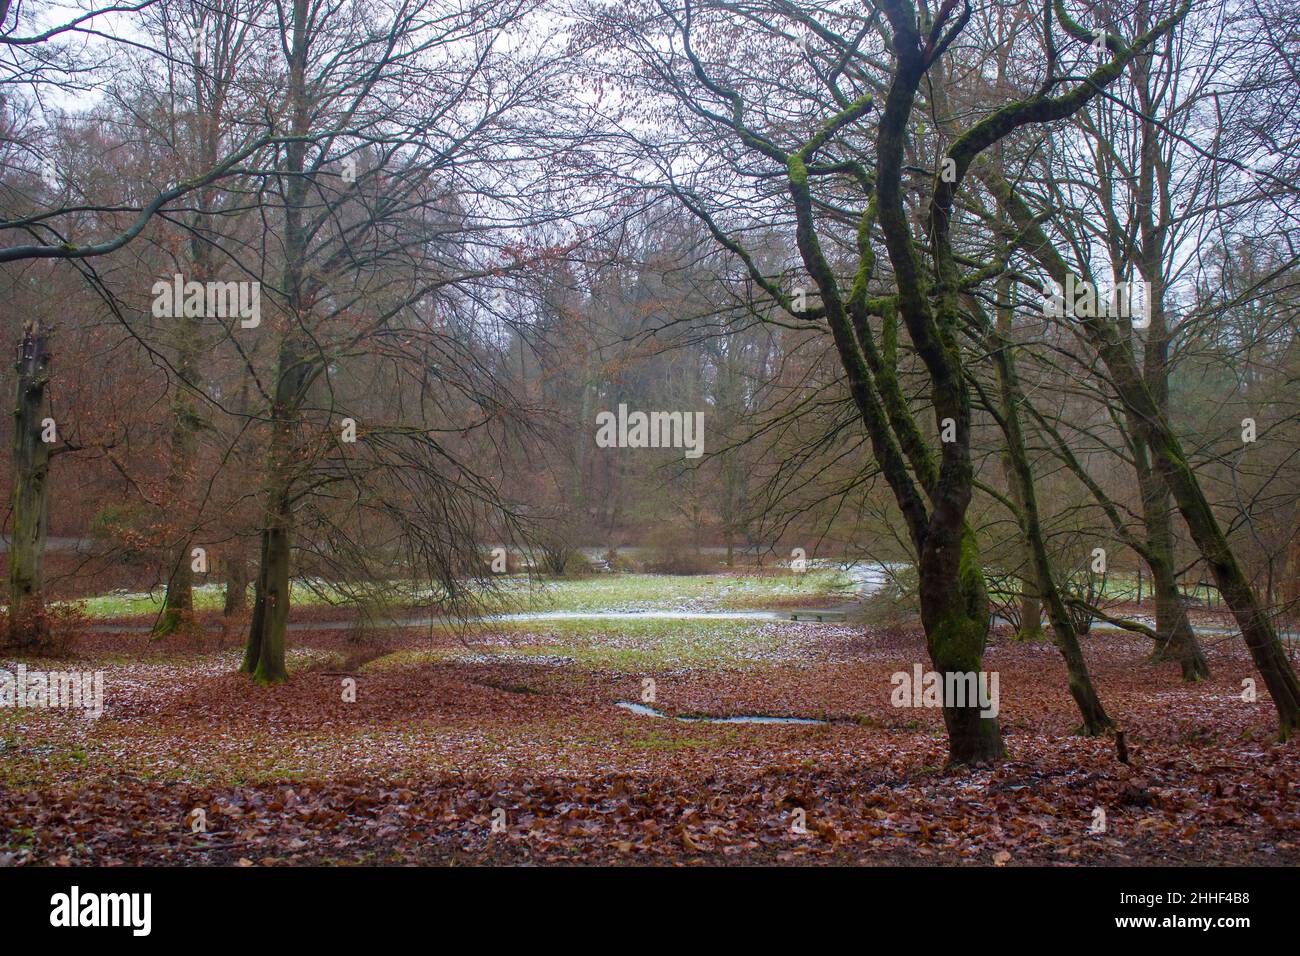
[877,12,1003,764]
[1138,469,1209,680]
[1125,1,1208,683]
[8,321,52,649]
[154,372,199,638]
[994,288,1043,642]
[919,527,1007,761]
[991,319,1112,734]
[240,0,312,687]
[990,175,1300,737]
[240,492,291,684]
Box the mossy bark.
[153,559,194,639]
[1143,512,1209,681]
[1128,403,1208,681]
[811,6,1005,764]
[154,315,202,638]
[920,529,1006,762]
[991,323,1112,734]
[787,152,1003,764]
[8,322,52,649]
[988,173,1300,737]
[242,515,290,685]
[241,0,311,687]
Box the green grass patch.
[499,571,851,612]
[70,570,854,620]
[364,616,796,672]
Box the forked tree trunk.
[240,493,291,684]
[8,322,52,649]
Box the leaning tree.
[582,0,1199,761]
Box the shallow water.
[615,700,828,725]
[495,609,782,622]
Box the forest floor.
[2,572,1298,866]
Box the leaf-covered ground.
[2,610,1297,866]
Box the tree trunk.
[990,174,1300,735]
[240,342,306,685]
[8,322,52,649]
[240,494,291,684]
[1019,589,1042,640]
[999,440,1042,640]
[1147,540,1209,680]
[241,0,310,686]
[154,304,204,637]
[223,552,250,615]
[991,315,1112,734]
[1145,426,1300,730]
[154,386,198,639]
[920,527,1006,763]
[1128,391,1209,680]
[1124,3,1207,685]
[154,551,194,638]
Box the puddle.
[615,701,827,725]
[495,610,782,622]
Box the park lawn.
[67,567,1230,626]
[361,617,823,672]
[494,571,856,611]
[67,570,857,621]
